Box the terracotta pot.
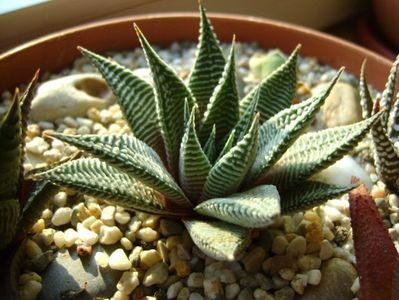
[0,13,397,94]
[372,0,399,49]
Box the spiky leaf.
[0,91,22,200]
[359,60,373,119]
[135,24,195,174]
[47,132,191,208]
[183,219,250,261]
[389,93,399,144]
[201,114,259,200]
[203,125,216,164]
[0,199,20,250]
[239,45,300,123]
[179,108,212,202]
[247,70,342,183]
[32,158,187,216]
[188,4,226,116]
[195,185,280,228]
[79,47,163,154]
[380,54,399,127]
[216,129,236,162]
[199,42,239,142]
[261,113,381,190]
[280,181,355,213]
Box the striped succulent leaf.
[79,47,164,154]
[215,129,236,162]
[247,69,343,184]
[380,54,399,128]
[194,185,280,228]
[359,60,373,119]
[262,112,381,190]
[183,219,250,261]
[280,180,355,213]
[0,199,20,249]
[188,4,226,117]
[239,45,300,123]
[201,114,259,200]
[198,41,239,142]
[135,24,195,174]
[202,125,217,164]
[389,93,399,144]
[179,107,212,202]
[46,132,191,208]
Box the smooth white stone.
[108,249,132,271]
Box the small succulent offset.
[359,55,399,194]
[31,6,379,260]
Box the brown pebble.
[77,244,92,257]
[175,260,191,277]
[306,222,324,244]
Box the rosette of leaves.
[31,5,380,260]
[359,55,399,193]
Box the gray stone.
[298,258,357,300]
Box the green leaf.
[371,116,399,193]
[247,69,343,183]
[198,41,239,142]
[261,113,381,190]
[33,158,187,216]
[20,181,59,232]
[47,132,191,208]
[380,54,399,127]
[389,93,399,144]
[183,219,250,261]
[202,125,217,164]
[195,185,280,228]
[0,199,20,250]
[280,181,355,213]
[216,129,236,162]
[201,114,259,200]
[179,107,212,202]
[135,24,195,174]
[79,47,164,154]
[188,4,226,117]
[0,91,22,200]
[359,60,373,119]
[239,45,300,123]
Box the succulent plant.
[360,55,399,193]
[31,5,379,260]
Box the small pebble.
[225,283,240,299]
[64,228,79,247]
[18,280,42,300]
[25,239,42,258]
[187,272,204,288]
[120,237,133,250]
[115,211,131,224]
[286,236,306,257]
[53,231,65,248]
[99,225,123,245]
[137,227,160,243]
[94,251,109,268]
[306,269,322,285]
[77,244,92,257]
[189,292,204,300]
[77,223,99,245]
[143,262,169,286]
[272,236,288,254]
[109,249,132,271]
[177,287,190,300]
[243,246,266,273]
[51,207,72,226]
[203,277,224,299]
[319,240,334,260]
[140,249,162,269]
[167,281,183,299]
[117,271,140,294]
[101,205,116,226]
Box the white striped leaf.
[79,47,163,154]
[195,185,280,228]
[371,116,399,193]
[183,219,250,261]
[135,25,195,175]
[201,114,259,200]
[380,54,399,128]
[389,93,399,144]
[33,158,187,216]
[179,107,212,203]
[246,69,343,184]
[47,132,191,208]
[198,42,239,142]
[280,181,355,213]
[203,125,217,164]
[239,45,300,123]
[188,4,226,117]
[261,113,381,190]
[0,199,20,250]
[216,129,236,163]
[359,60,373,119]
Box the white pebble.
[109,249,132,270]
[77,223,99,245]
[26,137,49,154]
[54,231,65,248]
[319,240,334,260]
[189,293,204,300]
[43,148,62,162]
[63,116,78,128]
[115,211,131,224]
[111,290,129,300]
[82,216,97,228]
[101,206,116,226]
[37,121,54,130]
[53,191,67,207]
[95,252,109,268]
[287,236,306,257]
[351,277,360,294]
[167,281,183,299]
[51,207,72,226]
[225,283,240,299]
[120,237,133,250]
[117,271,140,294]
[306,269,321,285]
[136,227,159,243]
[41,208,53,219]
[76,125,91,135]
[99,225,123,245]
[323,206,343,222]
[51,139,65,151]
[64,228,79,247]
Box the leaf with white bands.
[280,181,355,213]
[389,93,399,144]
[135,25,195,175]
[262,113,381,190]
[371,117,399,193]
[183,219,250,261]
[201,114,259,201]
[203,125,217,164]
[239,45,300,123]
[48,133,191,208]
[216,129,236,163]
[380,54,399,127]
[195,185,280,228]
[33,158,186,216]
[179,108,212,203]
[199,42,239,143]
[247,69,343,184]
[359,60,373,119]
[188,4,226,117]
[79,47,163,154]
[0,199,20,250]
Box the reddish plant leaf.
[349,185,399,300]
